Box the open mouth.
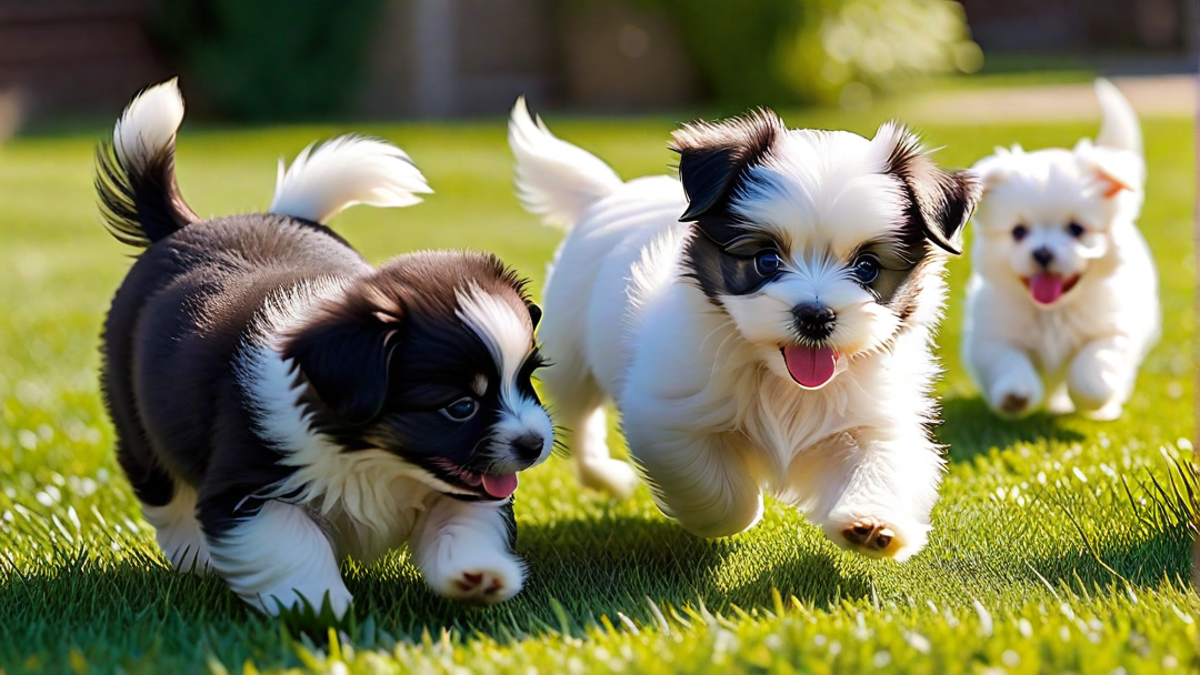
[1022,272,1081,305]
[780,344,841,390]
[431,458,519,500]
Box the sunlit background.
[0,2,1195,673]
[0,0,1193,123]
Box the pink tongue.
[1030,273,1065,305]
[783,345,838,389]
[481,474,519,500]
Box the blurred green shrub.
[629,0,982,108]
[150,0,385,121]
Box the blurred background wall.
[0,0,1194,122]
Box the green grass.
[0,99,1196,674]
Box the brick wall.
[0,0,169,118]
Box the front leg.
[630,430,764,539]
[787,427,943,561]
[202,500,352,617]
[409,496,525,605]
[1067,335,1134,421]
[967,338,1044,418]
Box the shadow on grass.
[1021,527,1193,593]
[0,517,867,659]
[937,395,1085,463]
[349,515,868,640]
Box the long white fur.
[508,97,624,228]
[207,500,353,617]
[509,103,947,560]
[963,79,1158,420]
[140,483,211,573]
[269,135,433,224]
[113,79,185,172]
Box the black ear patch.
[284,300,401,425]
[883,124,981,256]
[527,302,542,330]
[671,109,787,223]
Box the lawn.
[0,94,1196,674]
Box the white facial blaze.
[455,286,554,468]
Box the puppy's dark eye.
[1012,225,1029,241]
[851,254,881,285]
[441,397,478,422]
[1066,222,1086,238]
[754,250,783,276]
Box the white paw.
[1068,366,1121,414]
[1046,385,1076,416]
[1082,400,1124,421]
[426,551,525,605]
[248,583,354,619]
[578,457,641,499]
[824,510,930,562]
[989,373,1043,418]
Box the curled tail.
[508,97,623,230]
[96,78,198,247]
[1094,78,1142,155]
[269,135,431,225]
[98,79,432,249]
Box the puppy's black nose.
[793,303,836,341]
[1032,247,1054,269]
[510,433,545,461]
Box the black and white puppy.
[510,101,978,560]
[99,80,553,617]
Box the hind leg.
[201,499,352,618]
[106,373,210,572]
[628,429,763,538]
[543,363,639,498]
[140,482,212,573]
[115,434,211,572]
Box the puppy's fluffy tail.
[1094,78,1142,155]
[269,135,431,224]
[508,97,623,230]
[96,78,199,247]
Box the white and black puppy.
[963,79,1159,420]
[98,80,554,618]
[509,101,978,561]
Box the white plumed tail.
[1094,79,1142,155]
[269,135,432,224]
[508,97,623,230]
[113,78,185,173]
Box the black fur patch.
[882,125,981,256]
[671,109,787,307]
[670,109,786,226]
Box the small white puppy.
[963,79,1159,420]
[509,101,979,560]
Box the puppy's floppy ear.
[284,293,402,425]
[878,121,981,256]
[1074,138,1142,198]
[671,109,787,223]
